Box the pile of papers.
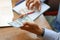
[0,0,13,27]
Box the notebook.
[0,0,13,27]
[9,1,50,28]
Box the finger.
[19,14,25,18]
[36,4,41,11]
[27,0,34,9]
[38,5,41,11]
[35,1,41,11]
[26,0,29,6]
[26,0,30,7]
[20,25,30,30]
[23,22,31,25]
[37,2,41,11]
[30,0,39,10]
[30,3,35,10]
[23,22,34,26]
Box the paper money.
[9,16,33,28]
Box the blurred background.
[44,0,60,32]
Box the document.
[0,0,14,27]
[10,1,50,28]
[13,1,50,20]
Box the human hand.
[21,22,43,35]
[26,0,41,11]
[19,14,25,18]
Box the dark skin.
[26,0,41,10]
[21,22,44,36]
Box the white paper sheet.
[13,1,50,21]
[11,1,50,28]
[0,0,14,27]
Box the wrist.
[37,28,44,36]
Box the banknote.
[9,16,33,28]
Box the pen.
[20,8,35,16]
[26,11,35,15]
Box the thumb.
[23,22,34,26]
[19,14,25,18]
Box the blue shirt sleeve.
[43,28,59,40]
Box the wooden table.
[0,0,52,40]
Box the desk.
[0,0,52,40]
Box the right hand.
[21,22,43,35]
[26,0,41,11]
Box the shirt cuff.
[43,28,58,40]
